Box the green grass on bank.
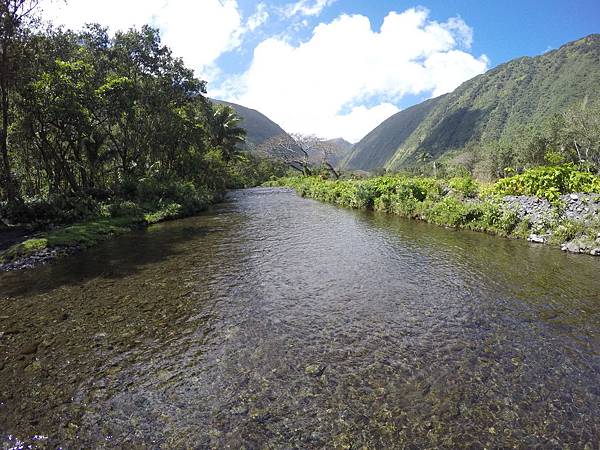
[0,200,208,264]
[266,164,600,247]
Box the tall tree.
[0,0,39,204]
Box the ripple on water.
[0,188,599,448]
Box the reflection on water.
[1,188,599,448]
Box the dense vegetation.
[268,164,600,247]
[0,2,285,233]
[343,34,600,175]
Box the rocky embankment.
[504,193,600,255]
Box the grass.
[0,217,139,263]
[0,202,202,264]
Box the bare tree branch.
[257,133,342,178]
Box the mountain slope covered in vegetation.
[343,34,600,172]
[212,100,291,150]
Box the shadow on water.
[0,218,224,298]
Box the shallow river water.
[1,188,599,448]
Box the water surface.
[1,188,599,448]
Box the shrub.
[448,176,479,198]
[107,200,143,218]
[425,197,482,228]
[491,164,600,202]
[136,179,212,215]
[549,220,585,244]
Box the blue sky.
[45,0,599,142]
[227,0,600,65]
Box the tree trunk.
[324,161,340,179]
[0,43,17,205]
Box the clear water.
[1,188,599,448]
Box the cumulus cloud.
[218,8,489,142]
[42,0,265,76]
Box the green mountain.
[212,99,291,150]
[343,34,600,171]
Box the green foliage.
[144,203,183,224]
[0,22,282,229]
[448,176,479,198]
[106,200,143,218]
[549,220,586,245]
[425,197,481,227]
[226,153,288,188]
[491,164,600,202]
[275,163,599,242]
[2,238,48,262]
[0,218,134,263]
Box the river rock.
[562,242,578,253]
[19,341,39,355]
[527,234,547,244]
[305,364,326,376]
[562,238,596,254]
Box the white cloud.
[41,0,163,32]
[41,0,260,76]
[247,3,269,31]
[218,8,488,142]
[326,103,400,143]
[283,0,337,18]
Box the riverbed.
[1,188,599,448]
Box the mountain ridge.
[211,99,291,150]
[343,33,600,172]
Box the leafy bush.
[549,220,585,244]
[144,203,183,224]
[425,197,482,228]
[448,176,479,198]
[1,194,99,227]
[491,164,600,202]
[135,178,212,215]
[107,200,143,218]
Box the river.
[1,188,599,448]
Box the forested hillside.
[344,34,600,175]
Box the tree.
[0,0,39,205]
[258,133,340,178]
[559,103,600,172]
[417,151,438,178]
[207,104,246,162]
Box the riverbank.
[267,165,600,256]
[0,198,216,271]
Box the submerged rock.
[305,364,326,376]
[19,341,39,355]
